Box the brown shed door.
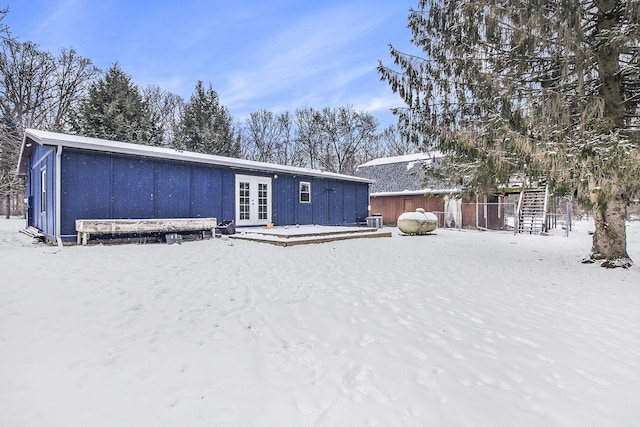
[403,198,415,212]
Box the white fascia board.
[370,188,462,197]
[357,151,443,168]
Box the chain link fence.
[428,195,640,231]
[431,202,519,231]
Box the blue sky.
[4,0,418,128]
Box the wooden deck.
[231,225,392,246]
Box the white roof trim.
[357,152,442,168]
[370,188,462,197]
[19,129,373,183]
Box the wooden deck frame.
[231,226,392,246]
[75,218,217,245]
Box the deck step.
[19,226,45,239]
[231,226,392,246]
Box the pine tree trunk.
[587,189,632,268]
[584,0,632,269]
[5,194,9,219]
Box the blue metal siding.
[270,175,344,226]
[112,157,155,218]
[48,147,369,237]
[220,169,237,221]
[155,162,191,218]
[342,182,357,225]
[29,145,57,238]
[271,175,286,225]
[45,152,57,237]
[327,180,344,225]
[272,175,296,225]
[310,178,325,224]
[356,183,369,222]
[190,166,222,218]
[295,178,313,225]
[26,147,39,230]
[60,150,114,237]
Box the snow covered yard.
[1,219,639,427]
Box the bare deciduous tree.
[0,7,9,40]
[314,106,379,175]
[142,85,184,147]
[294,107,324,170]
[50,48,100,131]
[241,109,304,166]
[0,38,98,217]
[380,124,420,157]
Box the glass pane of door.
[239,181,250,220]
[258,183,268,220]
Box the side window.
[40,167,47,214]
[299,181,311,203]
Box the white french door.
[235,175,272,226]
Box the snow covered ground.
[1,218,639,426]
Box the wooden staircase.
[517,187,548,234]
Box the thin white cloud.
[9,0,410,129]
[220,3,383,110]
[28,0,80,36]
[354,91,404,115]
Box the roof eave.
[370,188,462,197]
[21,129,374,184]
[16,133,35,176]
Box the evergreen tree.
[78,63,162,145]
[379,0,640,268]
[175,81,239,157]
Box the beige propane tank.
[397,208,438,234]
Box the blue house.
[17,129,372,244]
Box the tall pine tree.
[78,63,162,145]
[379,0,640,268]
[175,81,239,157]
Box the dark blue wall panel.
[112,157,155,218]
[312,178,327,225]
[342,182,357,224]
[60,151,112,237]
[190,166,222,218]
[294,177,313,225]
[155,162,191,218]
[272,175,295,225]
[220,169,236,222]
[327,180,344,225]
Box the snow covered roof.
[355,152,460,194]
[370,188,462,197]
[357,152,440,168]
[17,129,373,184]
